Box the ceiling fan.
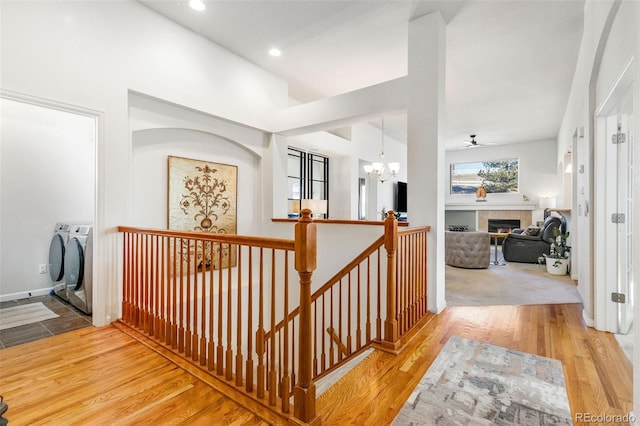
[459,134,496,149]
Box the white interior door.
[602,81,634,334]
[596,60,635,334]
[616,90,634,334]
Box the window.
[287,147,329,217]
[450,159,519,194]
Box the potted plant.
[544,228,570,275]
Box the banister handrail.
[264,234,385,340]
[117,226,295,250]
[398,226,431,236]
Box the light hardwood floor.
[0,303,632,425]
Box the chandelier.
[363,118,400,183]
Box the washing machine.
[49,223,73,301]
[64,224,93,314]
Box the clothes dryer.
[64,224,93,314]
[49,223,73,301]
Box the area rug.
[393,336,572,425]
[0,302,59,330]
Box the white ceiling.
[140,0,584,150]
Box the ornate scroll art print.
[168,155,237,271]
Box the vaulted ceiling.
[140,0,584,150]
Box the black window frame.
[287,147,329,218]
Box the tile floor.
[0,295,92,349]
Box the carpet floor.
[393,336,573,425]
[446,247,582,307]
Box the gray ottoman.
[445,231,490,269]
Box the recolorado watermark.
[575,412,637,424]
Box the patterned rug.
[393,336,573,425]
[0,302,59,330]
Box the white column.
[407,12,446,313]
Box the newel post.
[293,209,318,423]
[383,210,399,344]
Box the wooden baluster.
[329,286,334,368]
[185,239,192,358]
[281,251,290,413]
[356,263,362,350]
[153,235,159,338]
[338,278,343,362]
[246,247,254,392]
[256,248,265,399]
[384,211,398,345]
[236,245,243,386]
[171,237,178,350]
[135,233,142,327]
[291,317,296,389]
[411,234,422,323]
[136,232,141,326]
[190,239,198,362]
[346,272,352,355]
[423,232,428,313]
[376,248,381,341]
[144,234,150,333]
[269,249,277,405]
[208,241,215,371]
[312,300,318,377]
[321,293,326,374]
[402,235,408,332]
[293,209,317,423]
[148,234,154,335]
[122,233,129,323]
[178,238,185,353]
[216,243,224,375]
[225,243,234,381]
[366,256,371,343]
[200,240,207,366]
[159,236,166,342]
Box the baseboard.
[582,308,595,327]
[0,287,53,303]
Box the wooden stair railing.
[264,211,431,381]
[119,210,429,424]
[118,209,319,424]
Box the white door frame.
[594,57,634,333]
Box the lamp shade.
[539,196,556,209]
[301,199,327,215]
[288,199,301,213]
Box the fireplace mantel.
[445,202,537,211]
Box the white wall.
[446,139,561,224]
[0,0,288,325]
[0,98,95,299]
[129,94,266,236]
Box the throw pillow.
[522,225,540,236]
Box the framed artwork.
[450,159,519,195]
[168,155,237,270]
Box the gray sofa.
[445,231,490,269]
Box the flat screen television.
[395,181,407,213]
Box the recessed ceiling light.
[269,48,282,57]
[189,0,206,12]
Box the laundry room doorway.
[0,94,97,320]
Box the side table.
[489,232,509,266]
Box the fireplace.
[488,219,521,234]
